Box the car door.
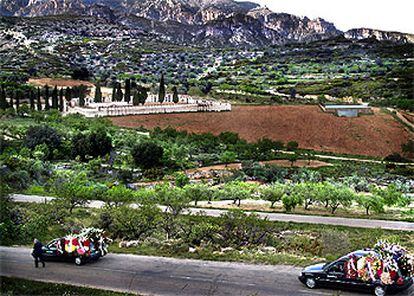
[42,239,61,260]
[320,261,347,288]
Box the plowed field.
[111,105,411,157]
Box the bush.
[71,129,112,161]
[131,141,164,169]
[286,141,299,151]
[25,126,61,159]
[282,193,302,212]
[218,210,270,248]
[110,204,161,240]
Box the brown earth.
[28,78,94,88]
[111,105,412,157]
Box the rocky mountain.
[344,28,414,44]
[0,0,412,47]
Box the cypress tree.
[36,87,42,111]
[44,85,50,110]
[158,73,165,103]
[59,88,64,112]
[111,83,116,102]
[131,77,137,89]
[116,82,123,102]
[124,79,131,103]
[52,85,58,109]
[172,86,179,103]
[79,91,85,107]
[138,86,148,105]
[0,86,8,110]
[65,87,72,102]
[132,90,139,106]
[29,89,35,110]
[94,82,102,103]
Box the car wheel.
[305,277,317,289]
[374,285,386,296]
[75,257,82,266]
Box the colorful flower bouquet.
[346,241,414,285]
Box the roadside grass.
[0,276,135,296]
[192,201,414,222]
[6,202,414,268]
[109,243,316,266]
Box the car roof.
[338,250,378,261]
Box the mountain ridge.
[1,0,412,46]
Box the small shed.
[320,104,372,117]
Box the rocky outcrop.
[344,28,414,44]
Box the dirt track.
[111,105,411,157]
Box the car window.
[47,239,58,248]
[328,261,345,274]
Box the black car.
[41,238,104,265]
[299,250,413,296]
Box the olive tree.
[183,183,212,206]
[260,183,285,208]
[53,172,92,213]
[356,194,385,215]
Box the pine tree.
[52,85,58,109]
[29,89,35,110]
[172,86,179,103]
[44,85,50,110]
[59,88,64,112]
[158,73,165,103]
[36,87,42,111]
[124,79,131,103]
[116,82,123,102]
[0,86,8,110]
[94,82,102,103]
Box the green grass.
[0,276,135,296]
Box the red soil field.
[29,78,94,88]
[110,105,412,157]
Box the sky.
[250,0,414,34]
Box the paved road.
[275,150,414,167]
[2,246,406,296]
[11,194,414,231]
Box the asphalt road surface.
[11,194,414,231]
[1,247,413,296]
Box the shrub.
[25,125,61,159]
[110,204,162,240]
[131,141,164,169]
[71,129,112,161]
[282,193,302,213]
[286,141,299,151]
